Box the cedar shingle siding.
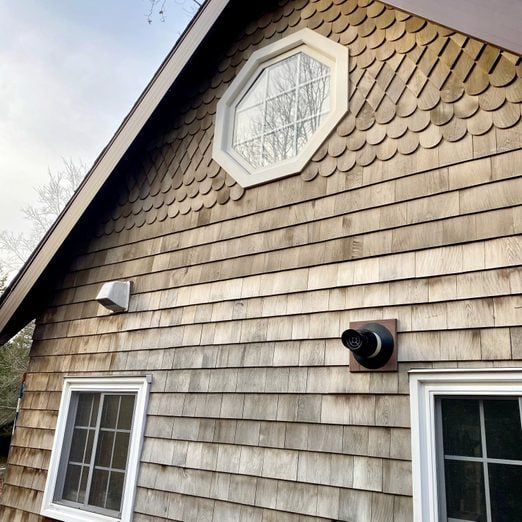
[1,0,521,519]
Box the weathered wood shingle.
[2,0,521,520]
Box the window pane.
[95,430,115,468]
[262,128,295,166]
[265,92,296,131]
[296,119,314,151]
[69,428,88,463]
[89,468,109,509]
[296,116,326,153]
[106,471,125,512]
[234,104,264,144]
[62,464,82,503]
[484,399,522,460]
[266,55,298,97]
[57,390,139,513]
[299,52,329,83]
[101,395,120,429]
[232,52,331,170]
[237,70,267,111]
[489,463,522,521]
[112,432,130,470]
[235,139,262,168]
[444,459,486,522]
[85,429,95,463]
[117,395,135,430]
[78,466,89,503]
[297,78,330,120]
[75,393,99,428]
[441,398,482,457]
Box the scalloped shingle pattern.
[97,0,521,237]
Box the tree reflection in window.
[233,52,330,169]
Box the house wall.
[1,0,521,520]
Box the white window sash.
[41,376,151,522]
[409,368,522,522]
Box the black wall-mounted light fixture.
[341,319,398,372]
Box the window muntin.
[57,393,136,515]
[437,397,522,522]
[41,376,150,522]
[232,52,331,169]
[409,369,522,522]
[212,28,349,188]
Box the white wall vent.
[96,281,131,313]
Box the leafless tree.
[0,159,86,439]
[0,158,86,273]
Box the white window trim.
[213,28,348,187]
[409,368,522,522]
[41,376,151,522]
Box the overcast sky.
[0,0,197,234]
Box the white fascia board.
[0,0,231,341]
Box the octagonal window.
[213,29,349,188]
[233,52,331,169]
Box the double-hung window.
[41,376,150,522]
[410,369,522,522]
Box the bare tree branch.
[146,0,202,24]
[0,158,86,275]
[0,159,86,427]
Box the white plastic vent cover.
[96,281,131,313]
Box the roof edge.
[0,0,231,344]
[2,0,520,343]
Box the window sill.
[42,502,121,522]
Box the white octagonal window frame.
[213,28,349,188]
